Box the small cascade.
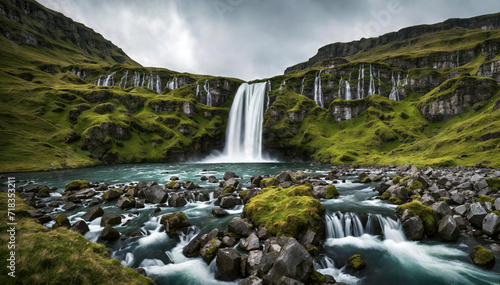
[368,64,375,95]
[119,71,128,88]
[325,212,365,239]
[95,75,105,86]
[279,80,286,91]
[357,64,365,99]
[315,256,360,285]
[204,79,212,107]
[196,81,200,98]
[314,71,324,107]
[146,72,154,90]
[338,76,343,98]
[155,74,161,93]
[403,74,409,86]
[132,71,142,87]
[300,76,306,95]
[389,73,399,101]
[71,68,87,79]
[345,80,351,101]
[167,77,178,90]
[375,214,406,242]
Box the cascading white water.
[120,71,128,88]
[167,77,178,90]
[345,80,351,101]
[196,81,200,98]
[338,76,343,98]
[357,66,361,99]
[203,82,272,163]
[325,212,365,239]
[368,64,375,95]
[155,74,161,93]
[314,71,324,107]
[300,76,306,95]
[279,80,286,91]
[389,73,399,101]
[204,79,212,107]
[132,71,142,87]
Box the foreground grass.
[0,193,153,284]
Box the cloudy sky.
[37,0,500,81]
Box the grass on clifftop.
[0,192,153,284]
[243,185,325,237]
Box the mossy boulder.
[239,189,249,198]
[392,176,401,184]
[389,196,403,205]
[325,185,339,199]
[469,245,495,269]
[223,186,236,194]
[52,213,71,229]
[347,254,366,270]
[102,189,123,201]
[65,180,90,191]
[260,177,280,188]
[38,187,50,197]
[243,185,325,237]
[380,192,390,200]
[361,177,372,183]
[409,181,423,191]
[309,270,326,283]
[161,212,191,236]
[397,201,438,236]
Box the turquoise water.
[4,163,500,284]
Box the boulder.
[251,175,264,187]
[184,181,196,190]
[451,193,465,205]
[246,250,264,276]
[144,185,168,204]
[161,212,191,236]
[81,207,104,222]
[454,204,468,216]
[260,252,279,274]
[467,202,487,228]
[62,202,79,211]
[170,176,180,181]
[347,254,366,270]
[431,201,452,219]
[239,232,261,251]
[100,215,122,227]
[71,220,89,235]
[216,248,244,281]
[65,180,90,191]
[263,238,314,284]
[394,187,408,201]
[469,245,495,269]
[222,236,237,247]
[168,193,187,207]
[224,172,238,181]
[402,216,424,241]
[277,171,292,183]
[208,176,219,183]
[482,213,500,237]
[223,178,240,189]
[115,196,136,209]
[102,189,122,201]
[212,208,229,217]
[200,238,222,263]
[228,217,253,237]
[239,275,264,285]
[75,188,96,199]
[183,233,203,257]
[257,226,270,240]
[277,276,305,285]
[437,215,459,242]
[52,214,71,229]
[495,198,500,211]
[220,196,242,209]
[99,224,120,241]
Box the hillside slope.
[0,0,243,173]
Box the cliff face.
[285,13,500,74]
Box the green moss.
[361,177,372,183]
[471,245,495,266]
[239,189,249,198]
[102,189,123,200]
[392,176,401,184]
[389,196,402,205]
[397,201,437,236]
[477,195,495,204]
[243,185,325,237]
[260,177,280,188]
[65,180,90,191]
[372,176,382,182]
[409,181,423,190]
[310,271,326,283]
[161,212,188,224]
[485,178,500,192]
[380,192,390,200]
[325,185,339,199]
[39,187,50,196]
[223,186,236,194]
[167,181,178,188]
[410,193,422,201]
[347,254,366,270]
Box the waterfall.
[119,71,128,88]
[132,71,142,87]
[204,79,212,107]
[95,72,116,87]
[389,73,399,101]
[357,65,362,99]
[167,77,178,90]
[155,74,161,93]
[325,212,365,239]
[204,82,268,163]
[300,76,306,95]
[368,64,375,96]
[345,80,351,101]
[95,75,104,86]
[338,76,343,98]
[314,71,324,107]
[196,81,200,98]
[279,80,286,91]
[456,52,460,68]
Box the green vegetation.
[243,185,325,237]
[325,185,339,199]
[470,245,495,267]
[477,195,495,204]
[65,180,90,191]
[409,181,423,191]
[392,176,401,184]
[0,193,152,284]
[347,254,366,270]
[239,189,249,198]
[310,271,326,283]
[380,192,390,200]
[485,178,500,192]
[223,186,236,194]
[260,177,280,188]
[397,201,437,236]
[389,196,403,205]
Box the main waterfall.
[202,82,275,163]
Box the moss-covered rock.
[361,177,372,183]
[397,201,438,236]
[260,177,280,188]
[161,211,191,236]
[325,185,339,199]
[392,176,401,184]
[52,213,71,229]
[239,189,249,198]
[243,185,325,237]
[309,270,326,283]
[38,187,50,197]
[478,195,495,204]
[65,180,90,191]
[469,245,495,269]
[409,181,423,191]
[389,196,402,205]
[380,192,390,200]
[102,189,123,201]
[347,254,366,270]
[223,185,236,194]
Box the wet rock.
[37,215,52,224]
[451,193,465,205]
[65,180,90,191]
[71,220,90,235]
[75,188,96,199]
[220,196,242,209]
[347,254,366,271]
[81,207,104,221]
[453,215,466,229]
[115,196,136,209]
[437,215,459,242]
[251,175,263,187]
[431,201,452,219]
[494,198,500,211]
[239,232,261,251]
[469,245,495,269]
[257,226,270,240]
[467,202,487,228]
[263,238,314,284]
[102,189,122,201]
[223,178,240,189]
[183,234,203,257]
[260,252,279,274]
[212,208,230,217]
[224,172,238,181]
[168,193,187,207]
[161,212,191,236]
[300,229,319,246]
[52,213,71,229]
[216,248,244,281]
[278,276,305,285]
[170,176,180,181]
[222,236,237,247]
[88,198,103,206]
[482,213,500,237]
[394,187,408,201]
[99,224,120,241]
[402,216,424,241]
[454,204,468,216]
[239,275,264,285]
[201,238,222,263]
[208,176,219,183]
[100,215,122,227]
[277,171,292,183]
[228,217,253,237]
[184,181,196,190]
[144,185,168,204]
[246,250,264,276]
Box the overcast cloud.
[36,0,500,81]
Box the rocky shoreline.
[10,164,500,284]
